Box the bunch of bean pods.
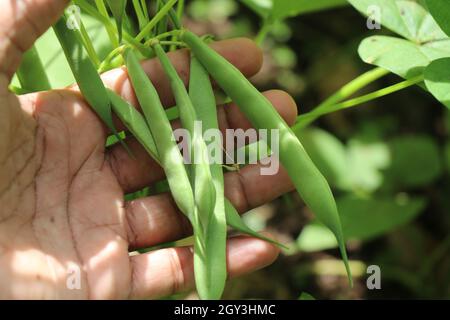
[53,1,352,299]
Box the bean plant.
[13,0,450,300]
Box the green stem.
[294,75,424,130]
[295,67,389,128]
[94,0,120,48]
[132,0,148,31]
[78,20,101,67]
[315,68,388,112]
[98,45,127,73]
[159,40,185,47]
[16,45,51,92]
[160,0,183,29]
[151,30,182,42]
[170,0,184,51]
[255,19,272,45]
[140,0,149,20]
[156,0,169,37]
[135,0,178,42]
[75,0,150,55]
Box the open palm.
[0,0,297,299]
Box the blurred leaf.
[239,0,272,17]
[297,223,337,252]
[297,195,427,252]
[346,140,390,193]
[424,58,450,109]
[272,46,297,68]
[426,0,450,37]
[190,0,238,20]
[240,0,348,20]
[299,292,316,300]
[385,135,443,188]
[350,0,450,80]
[296,128,349,190]
[271,0,348,20]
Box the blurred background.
[25,0,450,299]
[182,0,450,300]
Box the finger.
[125,162,293,250]
[219,89,299,136]
[108,90,298,194]
[128,234,280,299]
[0,0,69,79]
[102,38,263,110]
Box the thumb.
[0,0,69,80]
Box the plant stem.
[132,0,148,31]
[295,67,389,128]
[98,45,127,73]
[140,0,149,20]
[16,45,51,92]
[170,0,184,51]
[135,0,178,42]
[159,40,185,47]
[75,0,150,55]
[78,20,101,67]
[316,67,388,111]
[94,0,120,48]
[293,75,424,130]
[160,0,183,29]
[255,19,272,45]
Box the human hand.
[0,0,297,299]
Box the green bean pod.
[107,89,160,163]
[124,49,195,219]
[53,16,127,151]
[189,55,227,300]
[224,199,288,249]
[152,43,216,221]
[17,45,51,92]
[153,43,220,299]
[181,31,352,285]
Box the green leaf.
[424,58,450,109]
[384,135,443,188]
[426,0,450,37]
[297,195,427,252]
[238,0,272,17]
[272,0,348,20]
[346,140,390,193]
[53,16,124,150]
[106,0,127,42]
[299,292,316,300]
[350,0,450,80]
[359,36,450,79]
[297,223,338,252]
[349,0,446,42]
